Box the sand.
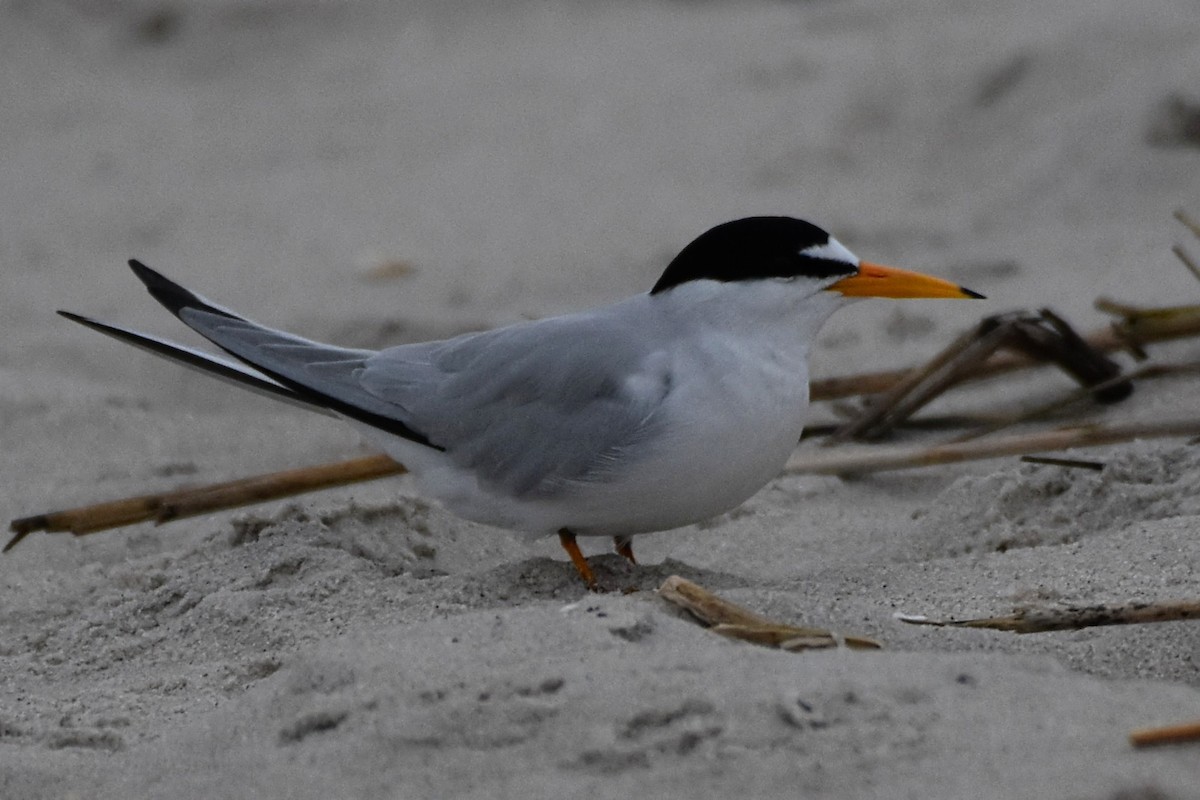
[3,1,1200,798]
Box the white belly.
[555,348,811,536]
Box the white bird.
[61,217,981,587]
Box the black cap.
[650,217,856,295]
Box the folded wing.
[125,260,440,449]
[76,261,674,499]
[362,314,673,496]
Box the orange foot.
[557,529,597,590]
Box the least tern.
[61,217,981,587]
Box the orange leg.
[613,536,637,565]
[557,529,597,589]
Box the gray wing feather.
[124,261,426,439]
[176,307,420,427]
[360,315,672,496]
[57,311,336,416]
[179,309,672,496]
[125,262,672,497]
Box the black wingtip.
[127,258,162,288]
[962,287,987,299]
[58,309,108,332]
[128,259,190,317]
[126,258,237,320]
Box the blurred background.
[3,0,1199,513]
[5,8,1200,796]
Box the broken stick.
[808,302,1200,401]
[1130,720,1200,748]
[826,309,1132,444]
[658,575,880,651]
[6,454,405,551]
[785,416,1200,476]
[895,598,1200,633]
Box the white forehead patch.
[799,236,859,267]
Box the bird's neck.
[650,281,846,360]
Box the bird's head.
[650,217,983,303]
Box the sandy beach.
[3,2,1199,798]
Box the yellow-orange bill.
[829,262,984,299]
